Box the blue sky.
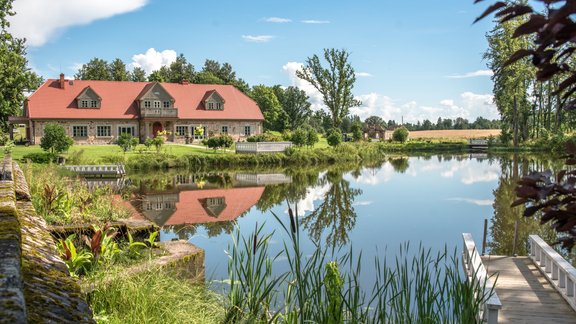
[9,0,497,123]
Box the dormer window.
[208,102,214,110]
[202,90,225,110]
[216,102,222,110]
[144,101,151,108]
[76,86,101,109]
[154,101,161,108]
[163,101,171,108]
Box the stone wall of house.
[0,156,94,323]
[167,120,263,144]
[32,120,139,145]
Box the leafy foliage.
[40,123,73,154]
[297,48,361,128]
[205,134,234,150]
[392,126,409,143]
[246,132,282,142]
[326,128,343,147]
[251,85,288,131]
[117,133,139,152]
[273,85,312,130]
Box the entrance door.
[152,122,163,137]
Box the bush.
[117,133,139,152]
[246,132,282,142]
[291,128,308,147]
[306,128,319,147]
[351,122,363,142]
[22,152,56,164]
[205,134,234,150]
[40,123,73,153]
[326,128,343,147]
[392,127,409,143]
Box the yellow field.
[408,129,501,139]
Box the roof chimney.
[59,73,65,89]
[181,79,189,85]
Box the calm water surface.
[122,154,557,282]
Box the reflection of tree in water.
[388,157,409,173]
[489,155,556,255]
[256,169,321,212]
[166,224,198,240]
[203,221,235,237]
[300,169,362,248]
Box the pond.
[118,153,560,283]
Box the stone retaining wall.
[0,156,94,323]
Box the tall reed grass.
[223,206,494,323]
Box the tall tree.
[484,16,534,147]
[273,85,312,130]
[75,58,112,80]
[250,85,287,131]
[364,116,386,128]
[0,0,42,128]
[108,58,130,81]
[149,53,195,83]
[131,66,147,82]
[296,48,361,127]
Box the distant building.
[363,124,391,140]
[11,74,264,144]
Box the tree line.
[361,115,500,132]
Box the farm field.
[408,129,501,139]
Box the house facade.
[15,74,264,144]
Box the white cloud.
[355,72,373,77]
[346,163,396,185]
[446,70,493,79]
[301,20,330,24]
[9,0,147,47]
[242,35,274,42]
[263,17,291,23]
[353,201,373,206]
[130,48,177,75]
[350,93,400,121]
[282,62,325,111]
[446,198,493,206]
[292,184,331,216]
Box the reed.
[223,208,494,323]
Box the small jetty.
[468,139,488,151]
[463,233,576,323]
[65,164,126,178]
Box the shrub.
[326,128,343,147]
[351,122,363,142]
[392,126,409,143]
[306,128,319,147]
[117,133,139,152]
[40,123,73,153]
[22,152,56,164]
[247,132,282,142]
[205,134,234,150]
[291,128,308,147]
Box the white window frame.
[216,102,223,110]
[208,102,214,110]
[175,125,188,137]
[80,100,89,108]
[163,101,171,108]
[221,126,228,134]
[118,125,136,137]
[154,101,161,108]
[244,126,251,136]
[144,101,151,108]
[72,125,88,137]
[90,100,98,108]
[96,125,111,137]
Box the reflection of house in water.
[138,187,265,226]
[84,178,131,191]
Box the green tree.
[326,128,342,147]
[0,0,42,128]
[485,16,534,147]
[351,122,363,141]
[131,67,147,82]
[40,123,73,153]
[75,58,112,80]
[392,126,409,143]
[117,133,139,152]
[296,48,361,127]
[290,127,307,147]
[364,115,386,128]
[273,86,312,130]
[109,58,130,81]
[251,85,287,131]
[194,71,224,84]
[149,54,195,83]
[306,128,319,147]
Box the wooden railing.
[462,233,502,324]
[65,164,126,177]
[529,235,576,312]
[235,141,292,154]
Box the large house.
[12,74,264,144]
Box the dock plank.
[482,255,576,323]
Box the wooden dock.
[64,164,126,178]
[482,255,576,323]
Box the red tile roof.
[26,78,264,120]
[164,187,264,225]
